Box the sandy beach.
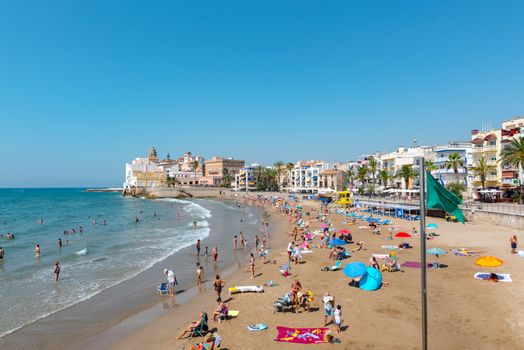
[79,195,524,350]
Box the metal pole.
[419,158,428,350]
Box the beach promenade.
[87,194,524,350]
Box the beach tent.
[343,262,367,278]
[475,256,503,267]
[359,267,382,291]
[426,223,438,229]
[329,238,347,246]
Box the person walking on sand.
[195,239,201,257]
[212,245,218,263]
[249,253,255,278]
[164,268,177,297]
[334,304,343,333]
[54,261,60,282]
[213,274,225,298]
[510,235,518,254]
[196,263,204,288]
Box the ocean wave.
[75,248,87,256]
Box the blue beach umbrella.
[426,247,445,255]
[343,262,367,278]
[329,238,347,246]
[427,223,438,229]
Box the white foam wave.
[75,248,87,256]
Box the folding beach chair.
[191,313,209,338]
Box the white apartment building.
[432,142,473,186]
[287,160,334,193]
[379,146,435,189]
[233,165,257,191]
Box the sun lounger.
[474,272,512,283]
[381,245,398,250]
[228,285,264,295]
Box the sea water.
[0,188,259,339]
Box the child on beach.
[323,294,334,326]
[334,304,343,333]
[249,253,255,278]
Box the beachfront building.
[378,146,435,190]
[432,142,473,186]
[287,160,335,193]
[471,128,501,190]
[318,169,346,193]
[202,156,245,187]
[233,165,257,191]
[124,147,166,189]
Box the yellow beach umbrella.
[475,256,503,268]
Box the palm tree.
[500,137,524,201]
[378,169,391,189]
[284,162,294,188]
[396,164,418,191]
[221,167,233,188]
[345,166,356,191]
[191,160,200,186]
[367,157,379,188]
[424,160,438,172]
[471,156,496,190]
[273,161,285,190]
[356,165,368,192]
[445,153,465,183]
[446,182,467,200]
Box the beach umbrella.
[395,232,411,245]
[426,247,446,268]
[329,238,347,246]
[343,262,367,278]
[359,267,382,291]
[427,223,438,229]
[339,229,350,235]
[475,256,503,268]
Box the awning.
[484,134,497,141]
[471,137,484,144]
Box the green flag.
[426,171,465,224]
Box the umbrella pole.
[419,158,428,350]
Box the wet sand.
[106,198,524,350]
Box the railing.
[462,201,524,216]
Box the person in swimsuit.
[233,235,238,250]
[213,274,224,298]
[54,261,60,282]
[0,246,4,260]
[196,239,201,256]
[249,253,255,278]
[510,235,518,254]
[240,232,246,248]
[57,238,62,248]
[212,245,218,263]
[196,263,203,288]
[35,244,41,257]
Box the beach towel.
[301,249,313,254]
[381,245,398,250]
[401,261,432,269]
[228,286,264,295]
[373,254,389,259]
[358,226,368,229]
[275,326,328,344]
[474,272,512,283]
[517,250,524,258]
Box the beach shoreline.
[0,196,264,350]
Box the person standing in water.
[212,245,218,263]
[195,239,201,256]
[54,261,60,282]
[233,235,238,251]
[204,246,209,257]
[0,246,4,261]
[193,221,197,228]
[57,238,62,248]
[35,244,41,257]
[239,231,246,248]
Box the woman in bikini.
[213,274,224,298]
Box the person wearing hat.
[164,268,177,297]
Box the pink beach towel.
[275,326,328,344]
[401,261,432,269]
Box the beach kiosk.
[336,191,353,208]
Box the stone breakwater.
[123,187,234,199]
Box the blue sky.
[1,1,523,187]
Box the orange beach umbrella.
[475,256,503,268]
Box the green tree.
[471,156,496,190]
[221,167,233,188]
[396,164,418,191]
[273,161,285,190]
[424,160,438,172]
[378,169,392,188]
[367,157,379,188]
[445,152,465,183]
[191,160,200,186]
[357,165,369,192]
[500,137,524,202]
[446,182,467,200]
[345,166,356,190]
